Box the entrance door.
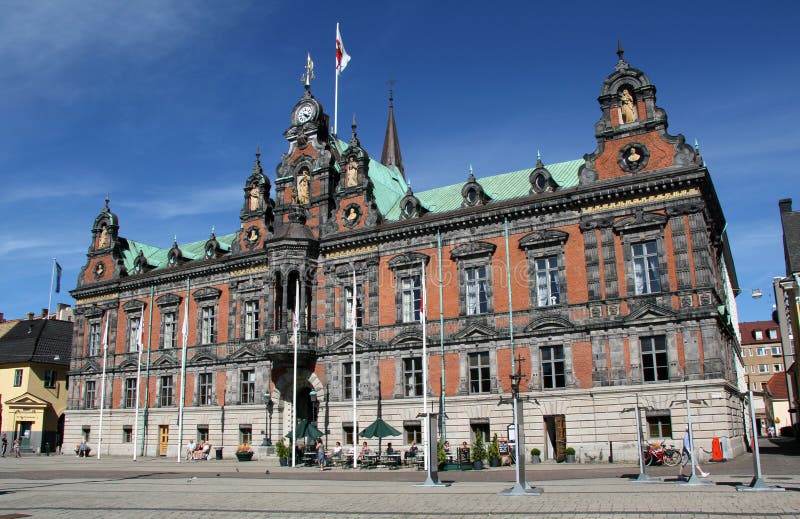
[544,415,567,462]
[17,422,33,450]
[158,425,169,456]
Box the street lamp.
[310,390,319,426]
[262,393,273,446]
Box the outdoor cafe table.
[380,454,401,468]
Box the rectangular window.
[400,275,421,323]
[767,329,778,340]
[162,311,177,349]
[343,424,354,446]
[44,369,57,389]
[754,330,764,340]
[239,425,252,446]
[124,378,137,408]
[128,315,141,353]
[200,306,216,345]
[632,240,662,294]
[641,336,669,382]
[464,266,488,315]
[84,380,96,409]
[199,373,213,405]
[403,357,423,397]
[771,346,782,355]
[469,352,491,394]
[244,300,260,340]
[343,361,361,400]
[344,285,364,329]
[541,345,566,389]
[240,370,255,404]
[774,364,783,372]
[756,347,766,356]
[197,426,209,443]
[13,369,23,387]
[160,376,174,407]
[88,322,101,356]
[646,411,672,438]
[535,255,561,306]
[122,426,133,443]
[404,423,422,445]
[470,422,490,444]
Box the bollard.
[45,442,50,456]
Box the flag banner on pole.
[351,275,357,330]
[101,313,109,351]
[181,294,189,346]
[420,262,427,321]
[336,23,351,75]
[136,310,144,353]
[55,262,62,293]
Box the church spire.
[380,80,405,178]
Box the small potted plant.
[437,438,447,470]
[471,434,487,470]
[565,447,576,463]
[275,438,290,466]
[236,444,254,461]
[531,447,541,464]
[488,433,500,467]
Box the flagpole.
[141,286,155,457]
[177,278,190,463]
[97,313,109,460]
[334,22,340,135]
[292,280,300,468]
[133,309,144,461]
[421,260,428,471]
[351,267,358,468]
[437,229,446,442]
[47,258,56,318]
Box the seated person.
[78,440,90,457]
[404,441,418,462]
[385,442,395,455]
[358,441,370,461]
[331,441,343,459]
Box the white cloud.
[116,183,243,219]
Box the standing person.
[1,434,7,457]
[186,438,196,461]
[679,428,709,478]
[316,438,326,471]
[12,437,21,458]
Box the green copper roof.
[120,233,236,272]
[383,158,584,220]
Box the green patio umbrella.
[285,419,325,443]
[358,380,400,455]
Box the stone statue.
[620,88,636,123]
[347,207,358,221]
[248,184,260,211]
[345,158,358,187]
[297,170,310,205]
[98,225,109,248]
[627,147,641,163]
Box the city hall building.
[65,50,746,461]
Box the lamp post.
[310,390,319,426]
[262,393,273,446]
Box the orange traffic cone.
[711,437,725,462]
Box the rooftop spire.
[349,113,360,146]
[380,80,405,178]
[617,39,624,62]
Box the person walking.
[316,439,326,471]
[678,428,708,478]
[1,434,7,457]
[12,437,21,458]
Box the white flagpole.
[47,258,56,318]
[421,260,428,470]
[97,313,110,460]
[351,267,358,468]
[334,22,340,135]
[292,280,300,468]
[133,309,144,461]
[177,278,190,463]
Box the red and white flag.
[336,23,351,75]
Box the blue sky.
[1,1,797,324]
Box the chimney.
[27,312,35,320]
[779,198,793,214]
[41,308,48,318]
[0,312,4,322]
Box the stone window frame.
[243,299,260,341]
[239,424,253,446]
[343,283,364,329]
[193,287,222,346]
[87,320,102,357]
[197,372,214,406]
[156,294,182,350]
[613,211,669,298]
[333,264,367,331]
[519,230,569,309]
[645,409,673,438]
[159,375,174,407]
[640,335,669,382]
[44,369,57,389]
[540,344,566,389]
[124,377,137,408]
[468,351,491,394]
[122,300,146,353]
[388,252,430,324]
[450,242,496,317]
[122,426,133,443]
[13,368,23,387]
[84,379,97,409]
[343,361,361,400]
[403,356,423,397]
[240,369,256,404]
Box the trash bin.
[215,447,223,460]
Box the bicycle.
[642,442,681,466]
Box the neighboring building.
[774,199,800,435]
[764,370,791,435]
[739,320,784,434]
[0,315,72,453]
[66,50,746,461]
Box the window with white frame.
[535,255,561,306]
[404,357,423,397]
[199,372,213,405]
[44,369,57,389]
[641,335,669,382]
[88,322,102,356]
[540,345,565,389]
[343,361,361,400]
[754,330,764,340]
[774,364,783,372]
[344,285,363,329]
[240,369,255,404]
[13,369,23,387]
[122,426,133,443]
[400,275,421,323]
[758,364,769,373]
[159,376,174,406]
[767,329,778,340]
[127,314,141,352]
[244,300,260,340]
[756,347,766,356]
[124,378,137,408]
[84,380,96,409]
[162,311,177,349]
[632,240,662,294]
[404,422,422,444]
[646,410,672,438]
[197,426,209,443]
[200,306,216,345]
[239,425,252,446]
[469,351,491,394]
[465,266,488,315]
[771,346,782,355]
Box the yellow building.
[0,317,72,453]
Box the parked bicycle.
[642,442,681,466]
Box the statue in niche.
[98,225,109,248]
[297,170,310,205]
[627,147,641,163]
[346,206,358,221]
[248,184,260,211]
[620,88,637,123]
[345,157,359,187]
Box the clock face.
[296,103,314,124]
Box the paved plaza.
[0,439,798,518]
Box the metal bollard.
[45,442,50,456]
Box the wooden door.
[554,415,567,462]
[158,425,169,456]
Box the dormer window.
[754,330,764,340]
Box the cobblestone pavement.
[0,438,797,518]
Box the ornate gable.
[451,323,497,341]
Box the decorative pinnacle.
[173,235,177,244]
[301,53,315,88]
[255,145,261,161]
[210,225,215,237]
[536,149,544,168]
[104,193,110,209]
[694,138,700,151]
[388,79,395,108]
[617,39,624,61]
